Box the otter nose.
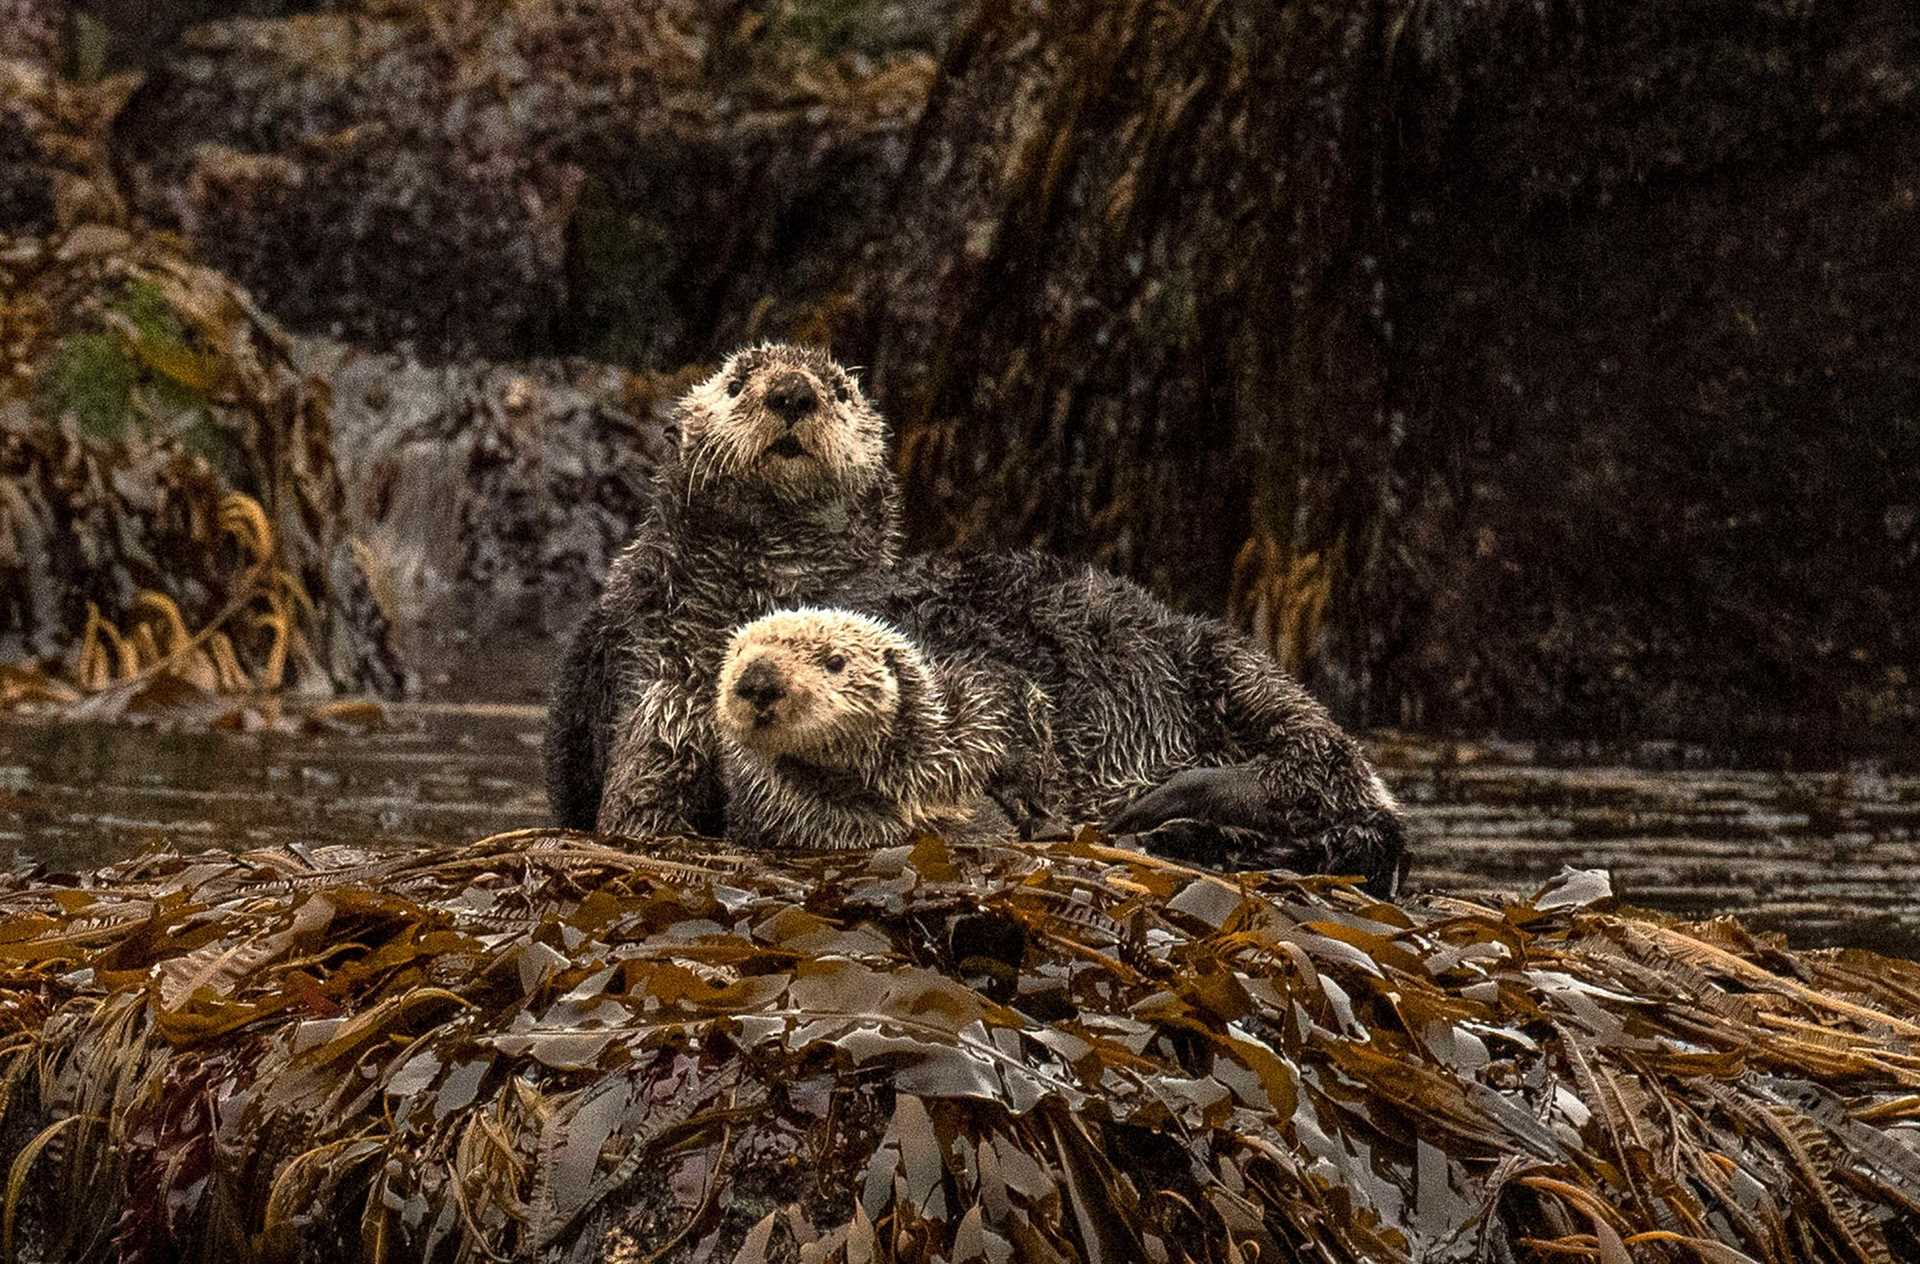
[764,372,817,426]
[733,657,788,710]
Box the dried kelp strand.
[0,840,1912,1260]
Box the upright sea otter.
[778,551,1407,894]
[542,343,901,836]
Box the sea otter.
[713,608,1057,851]
[806,551,1408,894]
[542,343,901,837]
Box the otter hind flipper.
[1103,764,1271,837]
[1105,764,1407,898]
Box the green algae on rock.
[0,225,406,696]
[0,830,1914,1261]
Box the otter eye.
[824,654,847,674]
[726,373,747,397]
[832,377,852,403]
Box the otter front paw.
[985,782,1072,842]
[597,805,707,842]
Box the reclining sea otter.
[545,342,1406,893]
[714,552,1407,896]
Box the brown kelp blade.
[0,835,1913,1262]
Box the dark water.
[0,705,549,872]
[1,712,1915,958]
[1377,735,1920,958]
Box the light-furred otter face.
[675,343,886,503]
[715,609,914,765]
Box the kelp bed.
[0,832,1915,1263]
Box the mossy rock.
[0,225,406,694]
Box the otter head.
[715,609,915,766]
[675,343,886,503]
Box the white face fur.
[715,609,910,765]
[676,344,887,501]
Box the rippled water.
[0,705,549,871]
[1377,735,1920,958]
[2,711,1915,957]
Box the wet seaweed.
[854,0,1920,748]
[0,225,407,698]
[0,488,332,731]
[0,830,1911,1261]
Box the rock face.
[110,10,593,359]
[855,0,1378,620]
[109,1,939,362]
[1380,0,1920,746]
[0,0,62,68]
[304,341,676,697]
[847,0,1920,748]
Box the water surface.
[2,711,1914,957]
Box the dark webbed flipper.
[1105,765,1272,837]
[1105,763,1408,898]
[544,605,616,831]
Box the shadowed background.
[2,0,1917,949]
[5,0,1915,752]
